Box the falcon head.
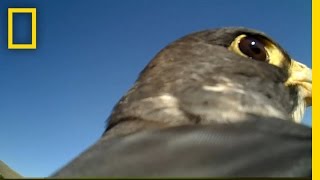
[228,31,312,122]
[104,27,312,137]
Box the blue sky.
[0,0,311,177]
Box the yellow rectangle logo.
[8,8,37,49]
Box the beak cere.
[286,59,312,106]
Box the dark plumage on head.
[104,27,312,138]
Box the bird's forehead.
[183,27,267,45]
[179,27,290,58]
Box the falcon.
[52,27,312,177]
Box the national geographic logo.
[8,8,37,50]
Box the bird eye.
[238,37,268,62]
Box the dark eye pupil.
[238,37,267,61]
[250,43,261,54]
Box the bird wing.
[51,118,311,177]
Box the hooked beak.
[285,59,312,106]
